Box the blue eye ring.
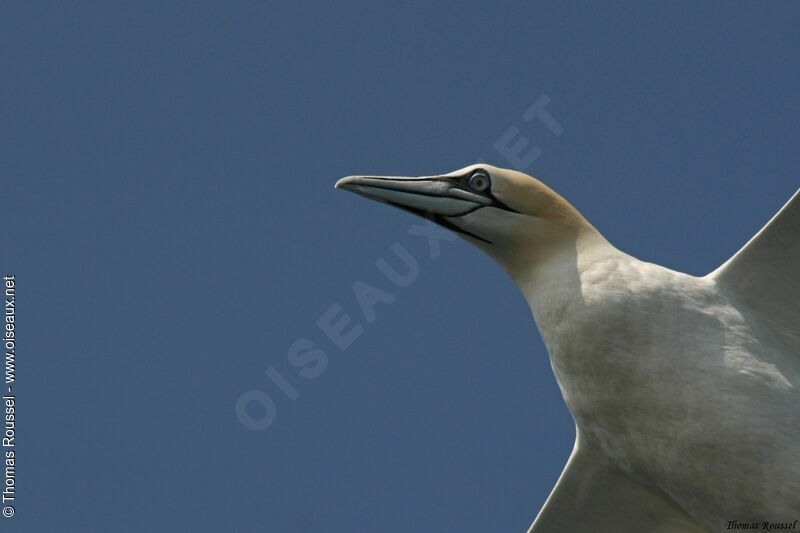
[468,170,490,192]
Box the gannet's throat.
[335,168,521,244]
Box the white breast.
[520,250,800,528]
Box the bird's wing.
[527,433,706,533]
[709,188,800,346]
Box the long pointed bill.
[335,175,491,217]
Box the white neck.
[498,227,622,350]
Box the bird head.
[336,164,599,279]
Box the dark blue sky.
[2,2,798,532]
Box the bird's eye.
[468,170,490,192]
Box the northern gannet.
[336,164,800,533]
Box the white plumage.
[337,165,800,532]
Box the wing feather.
[710,188,800,348]
[527,432,706,533]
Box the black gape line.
[382,199,493,244]
[425,168,522,245]
[450,168,522,215]
[387,168,522,245]
[355,168,521,216]
[357,168,521,245]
